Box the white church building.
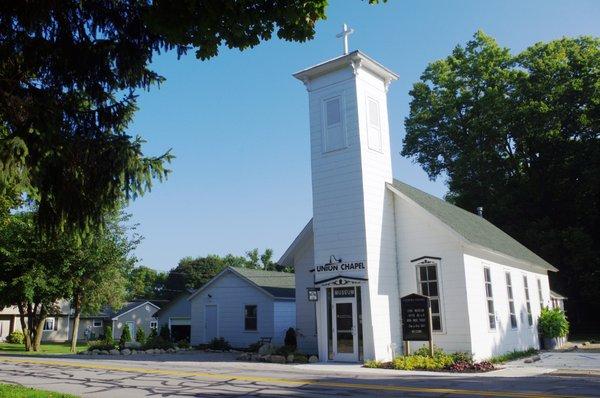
[278,43,558,362]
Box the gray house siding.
[190,272,275,348]
[71,318,107,341]
[157,295,191,330]
[292,235,318,354]
[273,300,296,345]
[112,303,158,341]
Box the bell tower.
[294,37,400,361]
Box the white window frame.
[244,304,258,332]
[523,275,533,327]
[149,320,158,330]
[321,95,347,153]
[506,272,518,329]
[415,259,444,332]
[483,266,496,330]
[43,317,56,331]
[92,319,102,328]
[366,96,382,152]
[537,278,544,310]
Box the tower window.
[367,98,382,151]
[322,96,346,152]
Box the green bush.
[284,327,297,350]
[413,344,445,358]
[147,326,157,342]
[392,354,454,370]
[135,327,146,343]
[159,324,171,341]
[538,307,569,338]
[87,339,116,351]
[364,359,383,368]
[119,324,131,348]
[207,337,231,351]
[103,325,114,345]
[177,339,190,349]
[450,351,474,364]
[6,331,24,344]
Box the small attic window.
[323,96,346,152]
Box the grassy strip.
[489,348,538,364]
[0,342,88,355]
[0,384,77,397]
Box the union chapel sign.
[315,256,367,284]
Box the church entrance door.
[332,290,358,362]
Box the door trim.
[204,304,219,342]
[332,297,358,362]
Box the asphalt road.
[0,354,599,397]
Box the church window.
[367,97,382,151]
[417,263,442,331]
[523,275,533,326]
[537,278,544,309]
[322,96,346,152]
[484,267,496,330]
[506,272,517,329]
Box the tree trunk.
[32,304,47,351]
[70,293,82,352]
[16,303,32,351]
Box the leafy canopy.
[403,31,600,330]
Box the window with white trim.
[417,263,442,331]
[367,97,382,151]
[244,305,258,331]
[506,272,517,329]
[537,278,544,309]
[323,96,346,152]
[150,320,157,329]
[523,275,533,326]
[43,317,56,331]
[484,267,496,330]
[93,319,102,328]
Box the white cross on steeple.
[336,23,354,55]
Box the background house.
[155,289,194,342]
[0,301,71,342]
[108,300,160,341]
[188,267,295,348]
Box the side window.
[417,263,442,331]
[537,278,544,309]
[506,272,518,329]
[484,267,496,330]
[244,305,257,331]
[43,317,56,331]
[93,319,102,328]
[322,96,346,152]
[523,275,533,326]
[367,97,382,152]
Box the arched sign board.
[401,293,432,342]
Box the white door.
[332,299,358,362]
[205,305,218,342]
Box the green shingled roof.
[391,180,557,272]
[230,267,295,298]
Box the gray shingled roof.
[230,267,295,299]
[391,180,557,272]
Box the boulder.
[308,355,319,363]
[237,353,249,361]
[167,348,176,353]
[121,348,131,355]
[251,354,260,362]
[260,355,271,362]
[286,354,294,363]
[131,349,137,355]
[91,349,100,354]
[145,349,154,354]
[270,355,286,364]
[100,350,110,355]
[108,349,119,355]
[258,343,273,356]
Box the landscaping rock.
[167,348,176,353]
[131,349,137,355]
[260,355,271,362]
[91,349,100,354]
[270,355,286,364]
[109,349,120,355]
[308,355,319,363]
[524,358,533,363]
[121,348,131,355]
[258,343,273,356]
[251,354,260,362]
[532,355,541,362]
[100,350,109,355]
[286,354,294,363]
[237,353,249,361]
[145,349,154,354]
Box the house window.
[244,305,257,331]
[483,267,496,330]
[93,320,102,328]
[323,96,346,152]
[523,275,533,326]
[150,321,157,329]
[537,278,544,309]
[367,97,382,151]
[43,318,56,331]
[506,272,517,329]
[417,264,442,331]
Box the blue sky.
[127,0,600,271]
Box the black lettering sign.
[333,287,355,298]
[401,293,431,341]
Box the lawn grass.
[489,348,538,364]
[0,342,88,355]
[0,384,77,397]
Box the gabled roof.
[277,220,313,266]
[153,289,195,318]
[188,267,295,301]
[110,300,160,320]
[388,180,557,272]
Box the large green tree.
[1,1,385,233]
[403,31,600,331]
[126,265,167,300]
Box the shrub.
[119,324,131,348]
[275,345,296,356]
[103,325,114,345]
[450,351,474,365]
[177,340,190,349]
[413,344,445,358]
[159,324,171,341]
[392,354,454,370]
[147,326,157,342]
[284,327,297,350]
[246,341,262,353]
[538,307,569,338]
[207,337,231,351]
[6,331,24,344]
[135,327,146,343]
[87,339,116,351]
[364,359,383,368]
[293,353,309,363]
